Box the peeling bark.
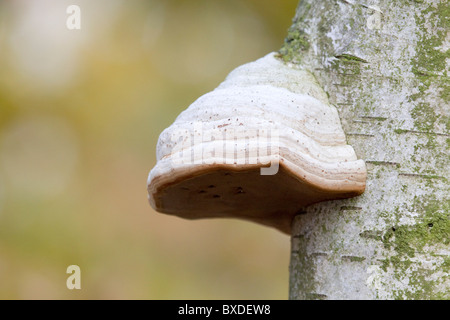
[285,0,449,299]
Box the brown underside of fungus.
[147,53,367,234]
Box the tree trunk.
[284,0,449,299]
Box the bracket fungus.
[147,53,367,234]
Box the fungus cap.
[147,53,367,234]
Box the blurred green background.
[0,0,297,299]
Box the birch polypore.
[147,53,367,234]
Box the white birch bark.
[285,0,449,299]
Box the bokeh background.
[0,0,297,299]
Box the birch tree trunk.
[285,0,449,299]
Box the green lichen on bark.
[412,3,449,75]
[278,2,312,63]
[382,200,449,258]
[393,267,449,300]
[390,4,450,298]
[411,2,450,103]
[411,103,439,132]
[380,196,449,299]
[279,27,310,63]
[401,6,450,298]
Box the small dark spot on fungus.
[181,187,189,191]
[199,190,206,194]
[236,187,245,194]
[208,185,215,188]
[213,194,220,198]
